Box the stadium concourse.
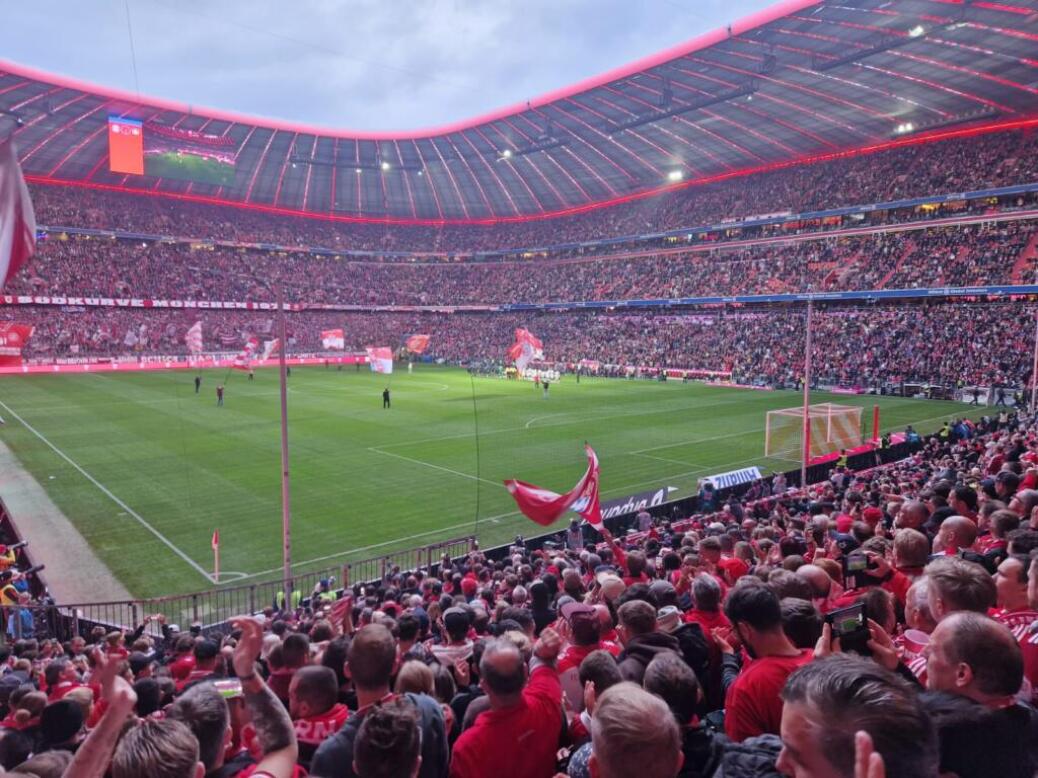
[5,0,1038,773]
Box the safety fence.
[4,535,474,643]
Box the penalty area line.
[0,400,215,585]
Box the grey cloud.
[3,0,774,130]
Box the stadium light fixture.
[502,149,512,158]
[667,170,684,182]
[380,161,391,171]
[908,25,925,38]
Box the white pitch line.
[368,448,503,488]
[631,451,700,467]
[0,399,214,584]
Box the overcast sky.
[2,0,776,131]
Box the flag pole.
[276,283,293,604]
[470,372,482,541]
[801,299,813,490]
[213,532,220,584]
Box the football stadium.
[1,0,1038,775]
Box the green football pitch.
[0,366,965,599]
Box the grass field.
[0,366,966,599]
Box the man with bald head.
[922,612,1038,774]
[794,565,836,612]
[933,516,978,556]
[449,628,563,778]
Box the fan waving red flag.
[0,134,36,290]
[504,444,602,530]
[406,334,430,354]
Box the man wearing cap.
[430,607,473,667]
[557,602,620,711]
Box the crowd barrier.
[7,535,475,643]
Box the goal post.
[765,403,864,461]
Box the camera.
[825,603,870,656]
[842,552,873,590]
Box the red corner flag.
[211,529,220,550]
[211,529,220,583]
[504,444,602,530]
[0,134,36,290]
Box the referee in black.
[382,387,391,409]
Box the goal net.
[765,403,864,461]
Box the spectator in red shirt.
[976,509,1019,555]
[556,602,619,711]
[586,682,683,778]
[449,628,563,778]
[167,634,197,682]
[932,516,978,556]
[992,555,1038,637]
[43,659,89,703]
[683,573,730,633]
[720,581,813,742]
[777,655,937,778]
[288,665,350,772]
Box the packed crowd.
[3,303,1033,389]
[2,409,1038,777]
[10,219,1037,305]
[27,125,1038,254]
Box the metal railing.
[19,535,475,642]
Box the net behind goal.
[765,403,864,461]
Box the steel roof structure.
[3,0,1038,225]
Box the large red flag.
[0,134,36,290]
[508,328,543,371]
[406,334,430,354]
[504,444,603,529]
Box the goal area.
[764,403,864,461]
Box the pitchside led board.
[107,116,238,186]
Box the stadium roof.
[3,0,1038,225]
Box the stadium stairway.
[877,237,917,288]
[1010,231,1038,285]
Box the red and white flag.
[366,346,393,374]
[211,529,220,550]
[185,321,203,354]
[0,134,35,290]
[507,328,543,372]
[321,329,344,350]
[233,336,259,369]
[504,444,602,529]
[405,334,430,354]
[261,338,280,361]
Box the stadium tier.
[3,1,1038,776]
[0,304,1034,389]
[9,215,1037,303]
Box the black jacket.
[617,632,680,685]
[309,692,448,778]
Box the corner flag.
[211,529,220,583]
[504,444,602,529]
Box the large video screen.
[108,116,239,185]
